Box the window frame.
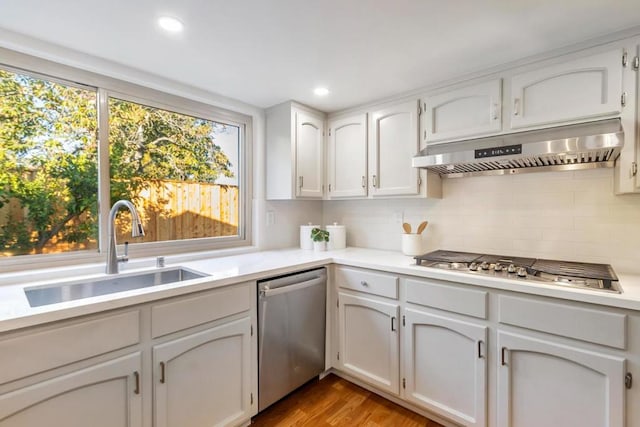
[0,51,253,270]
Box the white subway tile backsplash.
[323,169,640,274]
[263,200,323,250]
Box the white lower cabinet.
[0,353,142,427]
[334,269,636,427]
[0,282,256,427]
[403,308,487,427]
[153,317,252,427]
[497,331,626,427]
[337,291,400,394]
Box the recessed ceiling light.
[158,16,184,33]
[314,87,330,96]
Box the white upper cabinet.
[327,113,368,198]
[509,49,624,129]
[295,111,324,198]
[497,331,625,427]
[423,79,502,143]
[266,101,325,200]
[369,99,421,197]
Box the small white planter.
[313,241,327,252]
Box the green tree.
[0,70,98,254]
[108,98,234,204]
[0,69,233,255]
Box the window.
[108,97,241,244]
[0,68,98,256]
[0,61,250,262]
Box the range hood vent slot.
[413,119,623,178]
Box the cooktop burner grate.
[412,250,621,293]
[531,259,618,281]
[414,250,483,264]
[475,254,536,267]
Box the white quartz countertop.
[2,247,640,333]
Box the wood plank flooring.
[251,374,444,427]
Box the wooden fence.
[117,180,239,244]
[0,180,239,255]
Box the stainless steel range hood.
[412,119,623,178]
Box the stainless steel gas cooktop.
[415,250,621,293]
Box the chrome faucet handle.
[106,200,144,274]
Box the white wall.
[261,201,323,249]
[324,168,640,274]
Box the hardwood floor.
[251,374,444,427]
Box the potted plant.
[310,227,330,252]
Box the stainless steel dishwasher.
[258,267,326,411]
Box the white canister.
[401,234,423,256]
[326,222,346,250]
[300,223,320,250]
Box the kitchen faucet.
[106,200,145,274]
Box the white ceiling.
[1,0,640,112]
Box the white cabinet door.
[423,79,502,143]
[497,331,625,427]
[403,309,487,427]
[369,100,420,197]
[509,49,624,129]
[338,292,400,395]
[295,111,324,198]
[266,102,325,200]
[154,317,252,427]
[0,353,142,427]
[327,113,368,198]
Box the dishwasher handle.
[260,276,325,298]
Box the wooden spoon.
[416,221,429,234]
[402,223,412,234]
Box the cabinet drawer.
[151,282,252,338]
[335,267,398,299]
[499,295,626,349]
[405,278,488,319]
[0,310,140,384]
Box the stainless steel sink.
[24,267,209,307]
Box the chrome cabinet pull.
[361,176,366,188]
[492,103,499,120]
[133,371,140,394]
[372,175,377,188]
[298,176,304,188]
[477,340,484,359]
[501,347,508,366]
[360,280,368,287]
[160,361,166,384]
[513,98,520,116]
[328,184,332,192]
[391,316,396,331]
